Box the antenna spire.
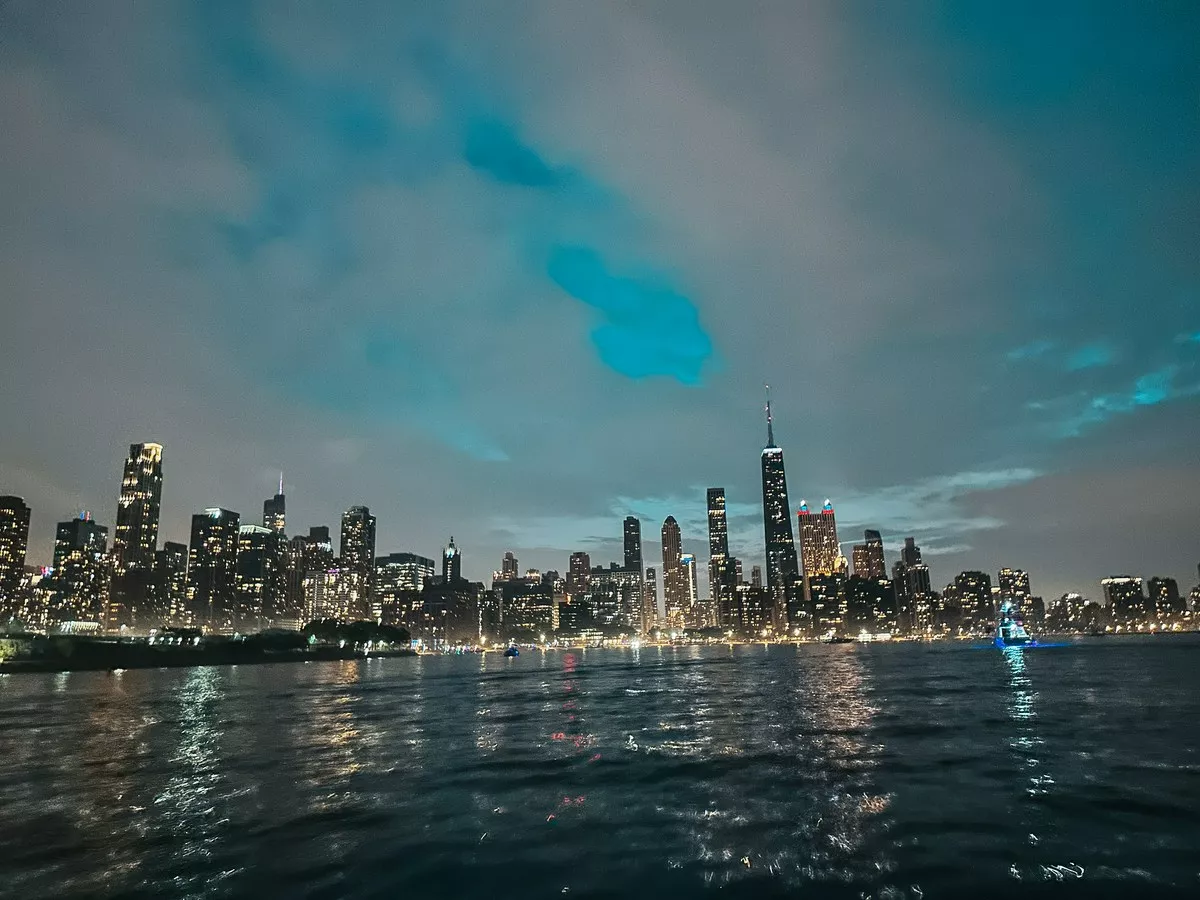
[278,471,284,496]
[765,383,775,447]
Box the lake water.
[1,637,1198,899]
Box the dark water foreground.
[1,637,1198,899]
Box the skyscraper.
[661,516,685,628]
[680,553,699,625]
[152,541,189,625]
[567,551,591,597]
[187,508,241,631]
[340,506,376,574]
[760,389,799,625]
[443,536,462,583]
[495,551,519,583]
[642,567,659,632]
[235,525,287,630]
[707,488,734,626]
[263,473,286,534]
[0,496,31,616]
[621,516,646,631]
[954,570,994,633]
[1146,577,1183,622]
[48,513,110,627]
[798,499,841,577]
[623,516,643,573]
[997,568,1031,605]
[1101,575,1145,625]
[112,442,163,573]
[852,529,886,579]
[893,537,932,633]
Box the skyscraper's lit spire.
[279,471,284,495]
[765,384,775,448]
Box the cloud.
[1051,367,1200,437]
[547,245,713,383]
[1064,342,1116,371]
[464,118,565,188]
[1006,339,1056,361]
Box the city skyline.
[1,4,1198,603]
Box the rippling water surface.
[2,637,1199,899]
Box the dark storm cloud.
[1,0,1197,602]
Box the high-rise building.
[0,496,31,617]
[187,508,241,631]
[567,551,591,598]
[443,536,462,583]
[112,443,163,573]
[303,567,370,623]
[642,567,659,632]
[893,537,932,633]
[852,529,886,580]
[680,553,699,625]
[621,516,646,630]
[340,506,376,574]
[798,499,841,577]
[1101,576,1145,625]
[45,513,110,628]
[285,526,334,624]
[760,390,799,625]
[235,525,287,630]
[997,568,1031,607]
[152,541,189,625]
[751,565,763,589]
[707,488,734,627]
[1146,577,1183,622]
[498,551,519,582]
[623,516,643,573]
[263,473,286,534]
[661,516,686,628]
[376,552,436,627]
[954,571,994,633]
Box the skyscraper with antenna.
[263,473,286,534]
[760,386,799,627]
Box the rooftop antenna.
[765,383,775,447]
[278,471,284,496]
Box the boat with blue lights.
[503,644,520,658]
[994,600,1036,648]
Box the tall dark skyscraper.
[623,516,643,573]
[852,529,886,579]
[263,473,286,534]
[112,442,163,573]
[498,551,519,582]
[187,508,241,631]
[0,496,31,615]
[661,515,686,628]
[760,389,799,623]
[707,488,734,626]
[954,570,994,632]
[235,524,287,630]
[340,506,376,574]
[152,540,189,624]
[622,516,647,631]
[567,551,591,597]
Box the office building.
[661,516,686,628]
[340,506,376,574]
[234,525,287,630]
[954,571,994,633]
[680,553,700,625]
[642,567,659,632]
[496,551,519,583]
[707,488,735,627]
[760,390,800,623]
[263,473,286,534]
[187,508,240,631]
[45,513,110,628]
[152,541,189,625]
[111,442,163,573]
[852,530,886,580]
[567,551,591,598]
[0,496,31,617]
[376,552,436,628]
[442,536,463,583]
[798,499,841,577]
[623,516,643,574]
[1147,577,1183,622]
[997,568,1031,608]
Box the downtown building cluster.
[2,422,1198,645]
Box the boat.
[825,635,855,644]
[994,600,1036,648]
[503,645,520,658]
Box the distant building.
[152,541,189,626]
[1102,576,1145,625]
[47,513,110,628]
[623,516,643,574]
[498,577,556,640]
[750,565,763,590]
[263,473,286,534]
[954,571,994,634]
[680,553,700,626]
[187,508,240,631]
[798,499,841,577]
[0,496,31,619]
[1048,592,1087,631]
[303,567,370,623]
[642,567,659,631]
[376,552,435,629]
[1146,577,1183,622]
[852,529,886,580]
[707,489,735,628]
[588,564,643,631]
[442,536,463,584]
[997,567,1032,610]
[567,551,591,598]
[760,391,799,625]
[661,516,686,628]
[340,506,376,576]
[112,442,163,573]
[235,525,288,631]
[496,551,519,583]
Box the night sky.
[2,2,1198,601]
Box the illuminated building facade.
[954,570,994,633]
[661,516,686,628]
[112,442,163,573]
[707,488,735,627]
[0,496,31,618]
[760,393,800,624]
[303,568,370,622]
[375,552,435,628]
[152,541,189,625]
[623,516,643,574]
[567,552,591,598]
[496,551,519,583]
[235,525,287,630]
[442,536,463,583]
[1147,577,1183,622]
[892,537,932,632]
[1102,575,1145,625]
[47,513,110,628]
[263,473,286,534]
[622,516,646,630]
[798,499,841,577]
[997,567,1031,609]
[852,529,886,580]
[680,553,700,625]
[642,567,659,631]
[340,506,376,575]
[187,507,241,631]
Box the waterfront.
[1,637,1198,899]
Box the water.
[2,637,1198,899]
